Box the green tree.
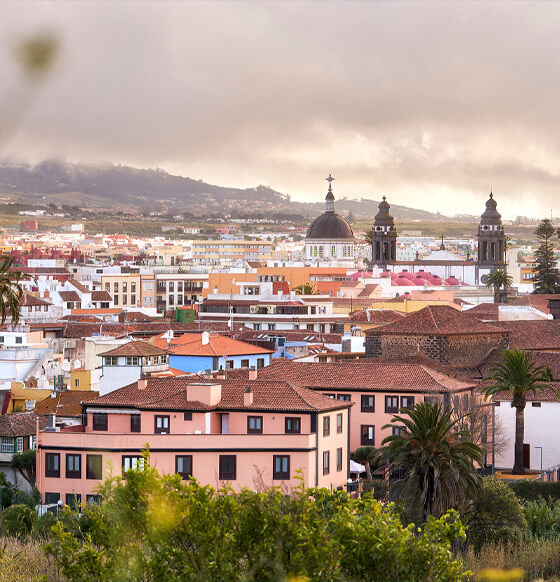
[382,401,482,521]
[533,218,560,294]
[11,450,37,488]
[293,282,319,295]
[485,269,513,303]
[482,349,554,475]
[463,477,526,550]
[351,446,382,484]
[0,256,26,324]
[0,504,36,538]
[365,229,373,246]
[44,460,470,582]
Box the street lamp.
[535,446,543,477]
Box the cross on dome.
[325,174,335,192]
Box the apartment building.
[101,273,141,310]
[154,274,206,313]
[37,376,352,505]
[191,240,274,266]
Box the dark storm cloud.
[1,1,560,218]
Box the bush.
[509,480,560,502]
[0,504,36,538]
[523,498,560,538]
[464,478,526,550]
[45,462,470,582]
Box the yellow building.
[101,273,141,310]
[8,382,52,413]
[69,368,99,392]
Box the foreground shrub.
[523,498,560,538]
[509,480,560,502]
[45,463,470,582]
[0,504,36,538]
[463,478,526,550]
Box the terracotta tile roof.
[255,359,474,393]
[71,308,122,315]
[34,391,100,417]
[91,290,112,302]
[68,279,91,294]
[21,293,52,307]
[510,294,554,314]
[0,412,48,437]
[86,377,350,413]
[100,340,168,357]
[491,384,560,403]
[496,320,560,350]
[349,309,404,324]
[466,303,500,321]
[59,291,81,302]
[167,334,274,356]
[365,305,505,336]
[357,284,380,297]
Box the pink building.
[37,376,351,506]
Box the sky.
[1,1,559,220]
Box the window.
[247,416,263,434]
[325,393,335,399]
[130,415,141,433]
[323,416,330,437]
[257,358,265,369]
[66,454,81,479]
[273,455,290,480]
[401,396,415,409]
[361,395,375,412]
[175,455,192,480]
[241,359,250,368]
[126,356,140,366]
[184,412,192,421]
[131,282,136,293]
[481,415,488,444]
[424,395,440,404]
[45,492,60,504]
[45,453,60,477]
[122,456,145,473]
[219,455,236,480]
[337,413,343,433]
[74,378,80,388]
[123,282,128,293]
[336,447,343,472]
[105,356,118,366]
[92,413,108,431]
[392,426,406,437]
[15,437,23,452]
[385,396,399,413]
[154,415,170,434]
[31,435,36,450]
[65,493,81,509]
[361,425,375,446]
[323,451,330,475]
[337,394,351,401]
[86,494,102,504]
[86,454,102,480]
[113,282,118,292]
[113,295,119,305]
[532,402,542,408]
[15,336,22,344]
[0,336,4,343]
[285,417,301,434]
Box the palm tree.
[294,282,319,295]
[482,349,554,475]
[485,269,513,303]
[382,401,482,520]
[0,256,26,324]
[351,446,382,483]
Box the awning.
[350,460,365,473]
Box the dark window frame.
[361,395,375,412]
[273,455,290,480]
[130,414,141,433]
[45,453,60,478]
[154,415,170,434]
[361,425,375,446]
[323,450,330,475]
[336,447,343,472]
[336,413,343,434]
[65,453,81,479]
[175,455,193,480]
[385,396,399,413]
[86,454,102,480]
[401,395,415,409]
[285,417,301,434]
[184,412,193,421]
[92,413,108,431]
[323,415,330,437]
[219,455,237,480]
[247,415,263,434]
[65,493,82,509]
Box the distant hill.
[0,160,460,221]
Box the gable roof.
[365,305,504,336]
[256,359,474,393]
[495,320,560,350]
[167,334,274,357]
[21,293,52,307]
[69,279,91,294]
[349,309,404,324]
[100,340,168,357]
[59,291,81,302]
[35,391,100,417]
[91,290,112,302]
[0,412,48,437]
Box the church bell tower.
[477,192,506,270]
[371,196,397,269]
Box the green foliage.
[509,479,560,502]
[0,538,50,582]
[485,270,513,303]
[0,504,36,538]
[464,478,526,550]
[523,498,560,538]
[0,256,27,324]
[382,401,482,520]
[10,449,37,488]
[533,218,560,294]
[293,282,319,295]
[350,446,382,482]
[44,462,469,582]
[482,349,555,474]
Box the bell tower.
[371,196,397,269]
[477,192,506,270]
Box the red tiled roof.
[366,305,505,336]
[255,359,474,393]
[68,279,91,294]
[349,309,404,324]
[59,291,81,302]
[100,340,168,357]
[466,303,500,321]
[86,377,351,413]
[35,391,100,417]
[496,320,560,350]
[91,290,112,302]
[21,293,52,307]
[357,284,380,297]
[510,294,554,315]
[167,334,274,356]
[0,412,48,437]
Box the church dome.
[480,192,502,225]
[306,174,354,240]
[307,212,354,239]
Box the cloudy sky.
[1,1,559,219]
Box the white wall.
[495,401,560,472]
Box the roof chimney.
[201,331,210,346]
[244,386,254,406]
[138,378,148,390]
[248,366,257,381]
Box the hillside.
[0,160,457,221]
